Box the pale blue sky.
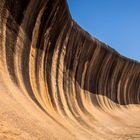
[67,0,140,62]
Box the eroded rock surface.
[0,0,140,139]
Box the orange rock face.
[0,0,140,139]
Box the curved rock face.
[0,0,140,139]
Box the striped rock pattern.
[0,0,140,139]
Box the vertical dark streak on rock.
[5,0,29,84]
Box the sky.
[67,0,140,62]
